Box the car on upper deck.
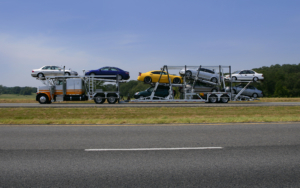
[85,67,130,80]
[179,67,220,83]
[137,70,182,84]
[31,66,78,79]
[225,70,263,82]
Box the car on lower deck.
[225,84,263,98]
[134,85,175,99]
[85,67,130,80]
[179,81,219,93]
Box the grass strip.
[0,106,300,125]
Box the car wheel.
[138,96,145,100]
[94,96,105,104]
[38,94,49,104]
[211,88,218,92]
[185,71,192,78]
[173,78,181,84]
[253,77,259,82]
[232,76,237,81]
[252,93,258,98]
[37,73,44,79]
[232,89,236,94]
[90,73,95,77]
[211,77,218,83]
[107,95,117,104]
[220,95,229,103]
[117,75,123,80]
[144,77,152,84]
[208,94,218,103]
[64,72,70,76]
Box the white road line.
[85,147,223,151]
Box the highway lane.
[1,101,300,108]
[0,123,300,187]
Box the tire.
[38,94,49,104]
[232,89,236,94]
[208,94,218,103]
[117,75,123,80]
[252,93,258,98]
[220,95,229,103]
[107,95,117,104]
[211,88,218,92]
[253,77,259,82]
[144,77,152,84]
[64,72,70,76]
[37,73,44,79]
[94,95,105,104]
[211,77,218,83]
[90,73,95,77]
[185,71,192,78]
[232,76,237,81]
[173,78,181,84]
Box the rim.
[118,75,122,80]
[38,74,43,78]
[65,73,69,76]
[39,96,47,103]
[174,78,180,84]
[186,72,191,77]
[222,97,228,103]
[90,73,95,76]
[233,77,237,80]
[210,96,217,103]
[108,97,115,103]
[145,77,151,83]
[212,78,217,83]
[95,97,102,103]
[254,77,258,81]
[253,94,258,98]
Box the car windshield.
[232,71,240,74]
[148,87,154,92]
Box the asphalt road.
[1,101,300,108]
[1,123,300,187]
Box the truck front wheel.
[38,94,49,104]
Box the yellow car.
[137,70,183,84]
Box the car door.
[99,67,110,77]
[151,71,168,83]
[52,66,63,76]
[110,68,120,78]
[246,70,255,80]
[239,71,246,80]
[42,66,52,76]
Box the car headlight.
[135,92,139,95]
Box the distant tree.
[0,85,2,95]
[20,87,33,95]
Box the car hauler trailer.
[131,65,260,103]
[36,75,126,104]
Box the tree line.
[0,85,37,95]
[253,64,300,97]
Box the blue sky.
[0,0,299,87]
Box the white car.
[31,66,78,79]
[179,67,220,83]
[226,70,263,82]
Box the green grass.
[1,106,300,125]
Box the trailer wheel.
[107,95,117,104]
[38,94,49,104]
[209,95,218,103]
[220,95,229,103]
[94,96,105,104]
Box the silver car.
[31,66,78,78]
[225,70,264,82]
[179,67,220,83]
[226,84,263,98]
[180,81,219,93]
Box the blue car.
[85,67,130,80]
